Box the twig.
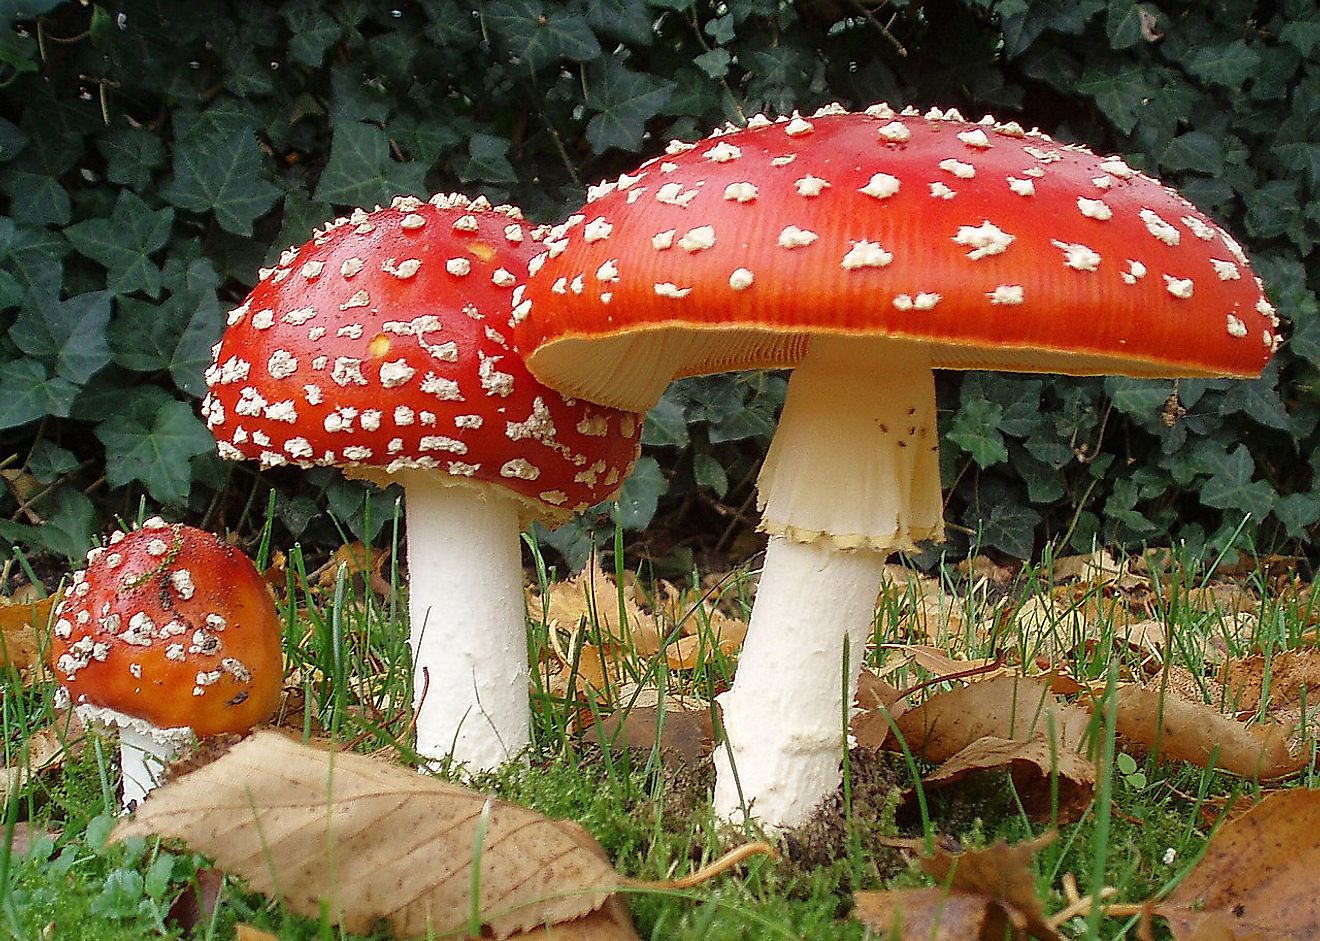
[624,841,776,889]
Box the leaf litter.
[115,731,772,940]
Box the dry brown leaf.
[916,734,1095,823]
[1185,583,1258,617]
[236,925,280,941]
[1050,549,1125,585]
[114,731,623,939]
[1011,587,1133,660]
[531,560,659,656]
[1113,686,1304,779]
[1151,789,1320,940]
[508,896,639,939]
[596,699,715,762]
[0,711,84,802]
[1222,649,1320,713]
[892,676,1092,763]
[854,887,1014,940]
[312,542,393,596]
[0,591,56,674]
[855,835,1062,941]
[887,644,1002,681]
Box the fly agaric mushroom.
[513,103,1280,828]
[49,519,282,809]
[200,194,641,771]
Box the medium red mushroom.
[201,194,641,771]
[49,519,283,808]
[513,104,1280,827]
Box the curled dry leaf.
[854,834,1062,941]
[0,591,57,676]
[508,896,638,940]
[114,731,622,939]
[1222,648,1320,713]
[1048,549,1126,585]
[596,693,715,762]
[1114,686,1304,779]
[1152,789,1320,941]
[916,734,1095,823]
[529,559,658,654]
[0,710,84,802]
[892,676,1092,762]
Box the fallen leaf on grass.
[917,734,1095,823]
[1113,686,1304,779]
[1222,648,1320,712]
[115,731,622,939]
[0,591,56,675]
[596,695,715,761]
[854,834,1061,940]
[166,867,226,937]
[892,676,1092,762]
[530,560,659,655]
[235,925,279,941]
[0,711,84,802]
[1151,788,1320,940]
[508,895,638,939]
[5,821,59,857]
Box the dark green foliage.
[0,0,1313,564]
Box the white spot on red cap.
[1052,240,1102,271]
[939,158,975,179]
[500,458,540,480]
[988,284,1025,305]
[1121,259,1148,284]
[784,115,814,136]
[252,309,275,330]
[379,360,416,388]
[893,293,941,311]
[705,141,742,162]
[841,241,894,270]
[778,226,818,249]
[1077,197,1113,221]
[267,350,298,379]
[929,182,956,200]
[656,183,700,207]
[878,121,911,143]
[770,154,797,167]
[400,213,426,230]
[1164,275,1194,299]
[583,218,613,242]
[1007,177,1035,196]
[957,128,991,149]
[1100,159,1135,179]
[301,261,324,280]
[1181,216,1218,241]
[655,282,692,298]
[1139,209,1180,246]
[446,258,472,277]
[729,268,754,291]
[341,257,363,278]
[339,290,370,310]
[679,226,716,252]
[596,259,620,282]
[652,229,676,250]
[860,173,900,199]
[724,182,758,203]
[332,357,367,387]
[1210,259,1241,281]
[795,175,830,196]
[953,221,1014,260]
[282,306,316,326]
[1226,315,1248,338]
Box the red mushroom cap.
[514,104,1280,411]
[201,195,641,523]
[49,520,283,737]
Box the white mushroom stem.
[713,336,944,829]
[401,472,531,771]
[118,723,188,811]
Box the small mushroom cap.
[201,195,641,525]
[515,105,1280,411]
[48,520,283,737]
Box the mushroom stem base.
[712,537,887,829]
[403,476,531,771]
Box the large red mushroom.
[50,519,283,808]
[513,104,1280,827]
[201,194,641,771]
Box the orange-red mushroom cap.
[515,104,1280,411]
[50,520,283,737]
[201,195,642,525]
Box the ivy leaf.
[0,359,79,429]
[1186,40,1262,88]
[0,486,96,561]
[64,191,174,298]
[693,452,729,498]
[161,108,279,235]
[1198,444,1275,522]
[969,478,1040,559]
[1274,491,1320,539]
[485,0,601,72]
[948,399,1007,468]
[314,121,426,207]
[1106,1,1160,50]
[1105,377,1169,421]
[585,0,654,46]
[458,133,517,184]
[0,117,27,162]
[96,127,167,192]
[1160,131,1224,176]
[586,57,670,152]
[1218,368,1290,431]
[1075,65,1153,134]
[10,290,113,384]
[615,455,664,530]
[642,394,689,447]
[693,49,731,79]
[96,399,215,505]
[3,225,65,298]
[283,0,343,67]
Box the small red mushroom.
[201,194,642,771]
[514,103,1280,827]
[49,519,282,808]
